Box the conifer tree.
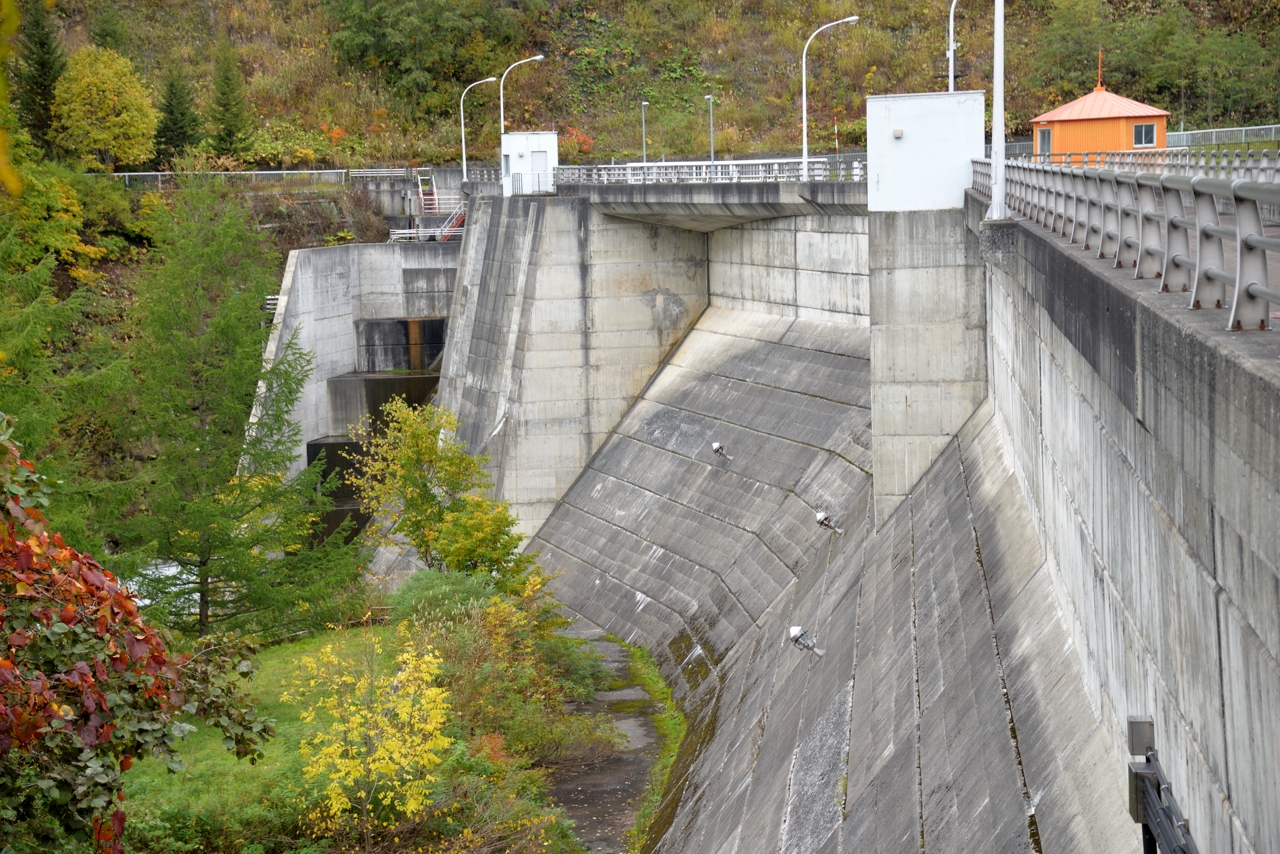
[12,0,66,155]
[209,40,252,157]
[109,183,360,636]
[154,69,202,165]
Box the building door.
[1038,127,1051,156]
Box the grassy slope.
[123,626,393,849]
[50,0,1042,166]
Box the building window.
[1038,127,1051,155]
[503,154,510,176]
[1134,123,1156,148]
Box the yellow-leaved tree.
[288,624,453,854]
[52,46,158,172]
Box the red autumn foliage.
[0,418,273,852]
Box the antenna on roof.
[1096,47,1104,91]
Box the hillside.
[36,0,1280,167]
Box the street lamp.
[802,15,859,182]
[460,76,497,183]
[986,0,1008,219]
[705,94,714,164]
[641,101,650,164]
[500,54,544,134]
[946,0,959,92]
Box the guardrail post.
[1083,168,1103,251]
[1190,176,1233,309]
[1230,184,1272,331]
[1135,174,1165,280]
[1116,173,1141,269]
[1070,167,1089,244]
[1159,176,1195,293]
[1099,170,1120,260]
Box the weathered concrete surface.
[532,307,1132,853]
[976,187,1280,854]
[436,195,709,535]
[566,182,867,232]
[870,208,987,523]
[266,240,459,473]
[709,215,870,324]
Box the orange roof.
[1032,86,1170,123]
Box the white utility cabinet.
[866,91,985,212]
[501,132,559,197]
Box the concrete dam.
[269,102,1279,853]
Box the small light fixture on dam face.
[711,441,734,461]
[816,511,844,535]
[789,626,825,658]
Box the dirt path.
[551,636,661,854]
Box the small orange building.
[1031,85,1169,157]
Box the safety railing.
[1012,149,1280,180]
[101,169,348,188]
[973,150,1280,331]
[463,166,502,183]
[556,156,864,185]
[1127,717,1199,854]
[508,172,556,195]
[1168,123,1280,149]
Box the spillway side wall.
[271,241,460,475]
[974,189,1280,854]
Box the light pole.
[461,76,496,183]
[500,54,544,134]
[641,100,649,164]
[986,0,1008,219]
[802,15,859,181]
[705,94,715,164]
[947,0,959,92]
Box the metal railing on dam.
[972,153,1280,332]
[556,156,865,185]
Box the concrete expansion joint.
[643,396,873,478]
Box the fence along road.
[973,151,1280,333]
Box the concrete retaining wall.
[708,215,870,324]
[266,240,460,473]
[436,195,709,535]
[976,189,1280,854]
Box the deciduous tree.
[51,47,157,172]
[0,414,273,854]
[288,625,451,854]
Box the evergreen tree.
[12,0,66,155]
[154,69,202,165]
[109,183,360,636]
[209,40,252,157]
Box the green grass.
[123,626,394,854]
[605,638,687,854]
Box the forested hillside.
[11,0,1280,168]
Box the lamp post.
[500,55,544,134]
[641,100,649,164]
[705,94,714,164]
[802,15,859,181]
[947,0,959,92]
[986,0,1009,219]
[460,76,496,183]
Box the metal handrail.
[976,149,1279,331]
[556,156,865,185]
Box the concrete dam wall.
[272,170,1279,852]
[979,188,1280,854]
